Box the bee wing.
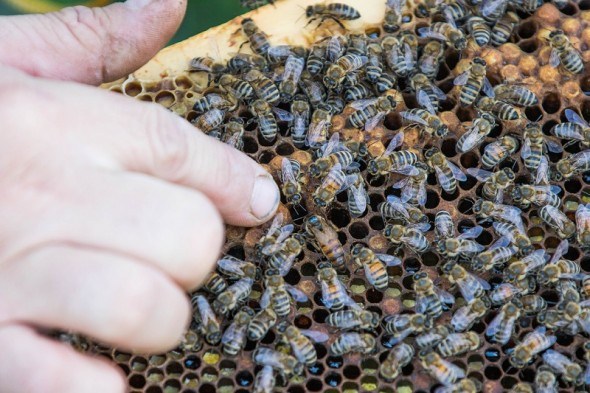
[434,287,456,305]
[489,236,511,250]
[474,273,491,290]
[222,322,246,344]
[453,71,469,86]
[217,257,247,276]
[412,222,431,232]
[457,241,486,253]
[545,139,564,154]
[300,329,330,343]
[565,108,590,128]
[348,185,368,217]
[495,188,504,204]
[521,137,532,159]
[500,205,525,232]
[550,238,569,264]
[433,166,452,192]
[387,0,403,13]
[400,111,429,126]
[417,89,437,114]
[393,165,420,176]
[281,158,297,183]
[376,254,402,266]
[482,78,495,99]
[417,181,427,206]
[403,44,415,69]
[445,360,466,380]
[350,98,378,110]
[273,107,294,122]
[384,132,405,156]
[549,48,563,68]
[365,111,387,131]
[417,27,447,41]
[466,167,493,181]
[576,204,590,235]
[276,225,295,243]
[458,225,484,240]
[543,205,567,231]
[260,288,272,309]
[286,284,309,303]
[442,6,457,28]
[320,281,335,309]
[447,161,467,182]
[482,0,506,17]
[387,328,412,346]
[268,213,284,232]
[485,310,504,337]
[392,177,410,190]
[321,132,341,157]
[552,123,584,140]
[535,155,550,185]
[306,120,328,147]
[385,195,410,219]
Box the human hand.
[0,1,279,391]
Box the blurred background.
[0,0,246,44]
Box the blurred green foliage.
[0,0,247,43]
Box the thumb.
[0,0,186,85]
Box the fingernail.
[126,0,154,10]
[250,174,280,221]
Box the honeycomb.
[88,1,590,392]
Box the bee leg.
[325,16,346,31]
[238,40,249,53]
[304,17,318,28]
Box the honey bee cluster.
[88,1,590,392]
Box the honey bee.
[537,240,580,285]
[476,97,520,121]
[351,244,401,291]
[490,279,535,306]
[261,269,308,317]
[224,117,245,150]
[326,307,380,331]
[305,3,361,29]
[304,215,347,270]
[577,203,590,248]
[240,0,274,10]
[522,122,563,173]
[436,225,485,261]
[540,205,576,239]
[552,108,590,149]
[330,332,376,356]
[249,99,278,142]
[471,236,518,272]
[533,366,558,393]
[381,35,415,78]
[419,40,445,79]
[542,350,584,385]
[325,35,348,62]
[383,313,432,344]
[384,222,431,253]
[412,73,447,114]
[367,132,419,177]
[213,277,254,315]
[191,295,222,345]
[345,167,369,218]
[267,45,307,66]
[244,69,281,106]
[348,93,398,131]
[290,96,311,148]
[383,0,404,33]
[512,294,548,315]
[453,57,494,107]
[467,16,491,47]
[419,350,466,386]
[418,22,467,50]
[310,133,355,178]
[485,301,521,345]
[511,184,561,209]
[306,104,332,148]
[365,43,384,83]
[222,306,255,356]
[472,199,525,232]
[509,326,557,368]
[305,42,327,76]
[425,147,467,194]
[193,93,236,113]
[253,366,275,393]
[414,272,456,319]
[280,158,304,209]
[240,18,271,56]
[253,347,304,376]
[313,163,347,207]
[555,150,590,180]
[189,56,227,82]
[493,83,539,107]
[248,307,278,341]
[436,332,480,357]
[491,11,519,46]
[324,53,368,90]
[278,55,305,102]
[218,74,255,100]
[193,108,225,134]
[503,248,549,283]
[451,297,490,332]
[401,108,449,138]
[434,378,480,393]
[217,255,258,280]
[316,261,356,310]
[392,164,430,207]
[202,272,228,296]
[379,343,414,381]
[265,236,304,276]
[468,167,514,203]
[415,325,452,349]
[227,52,268,74]
[493,221,534,255]
[257,213,294,258]
[278,324,329,367]
[380,194,429,225]
[481,134,520,168]
[180,329,203,352]
[547,29,584,74]
[443,261,491,302]
[457,112,496,154]
[434,210,454,240]
[347,33,368,56]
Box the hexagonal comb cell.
[81,1,590,392]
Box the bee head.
[473,57,486,66]
[290,193,302,205]
[383,24,400,33]
[435,125,449,137]
[309,163,322,178]
[351,243,363,256]
[305,5,314,17]
[424,147,438,159]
